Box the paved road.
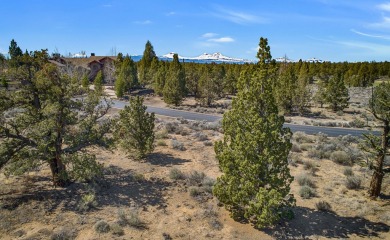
[112,100,379,137]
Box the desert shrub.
[51,228,75,240]
[343,167,354,176]
[110,223,124,236]
[187,171,206,186]
[209,219,223,230]
[132,173,145,182]
[331,151,352,165]
[127,209,143,228]
[165,122,180,133]
[65,154,103,182]
[193,132,208,141]
[307,149,326,159]
[290,143,301,153]
[171,140,185,151]
[94,220,110,233]
[299,186,316,199]
[300,143,312,151]
[336,110,344,116]
[177,117,189,124]
[293,132,314,143]
[169,168,186,180]
[340,134,359,144]
[303,161,317,174]
[156,140,167,146]
[345,176,361,189]
[316,133,328,143]
[315,200,332,212]
[189,187,201,197]
[349,118,365,128]
[204,141,213,146]
[201,177,215,193]
[155,129,169,139]
[78,192,97,211]
[297,174,316,187]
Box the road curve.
[111,100,379,137]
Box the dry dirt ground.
[0,115,389,240]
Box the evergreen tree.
[9,39,23,60]
[153,61,167,96]
[0,55,112,186]
[198,65,219,106]
[94,70,104,94]
[294,63,311,115]
[325,72,349,111]
[275,63,296,114]
[115,96,155,159]
[314,80,327,108]
[138,40,157,85]
[162,54,186,106]
[362,82,390,198]
[81,74,89,89]
[116,55,138,97]
[213,37,294,228]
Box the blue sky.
[1,0,390,62]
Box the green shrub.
[78,192,97,211]
[171,140,185,151]
[303,161,317,174]
[110,223,124,236]
[169,168,185,180]
[343,167,354,176]
[297,174,316,188]
[156,140,167,146]
[345,176,361,189]
[189,187,201,197]
[299,186,316,199]
[94,220,110,233]
[187,171,206,186]
[315,200,332,212]
[331,151,352,165]
[155,129,169,139]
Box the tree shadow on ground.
[146,152,191,166]
[0,165,170,214]
[264,206,389,239]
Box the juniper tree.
[275,63,297,115]
[362,82,390,198]
[325,71,349,111]
[81,74,89,89]
[294,63,311,115]
[115,96,155,159]
[138,40,157,85]
[162,54,186,106]
[0,51,112,186]
[213,37,294,228]
[115,55,138,97]
[94,70,104,94]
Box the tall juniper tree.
[162,54,186,106]
[213,37,294,228]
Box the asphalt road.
[112,100,379,137]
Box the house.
[51,55,117,84]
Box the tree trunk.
[368,122,389,198]
[49,157,68,187]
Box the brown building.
[51,55,117,84]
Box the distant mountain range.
[160,52,253,64]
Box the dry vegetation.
[0,113,389,240]
[0,87,389,240]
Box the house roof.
[53,56,117,69]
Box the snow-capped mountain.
[161,52,252,63]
